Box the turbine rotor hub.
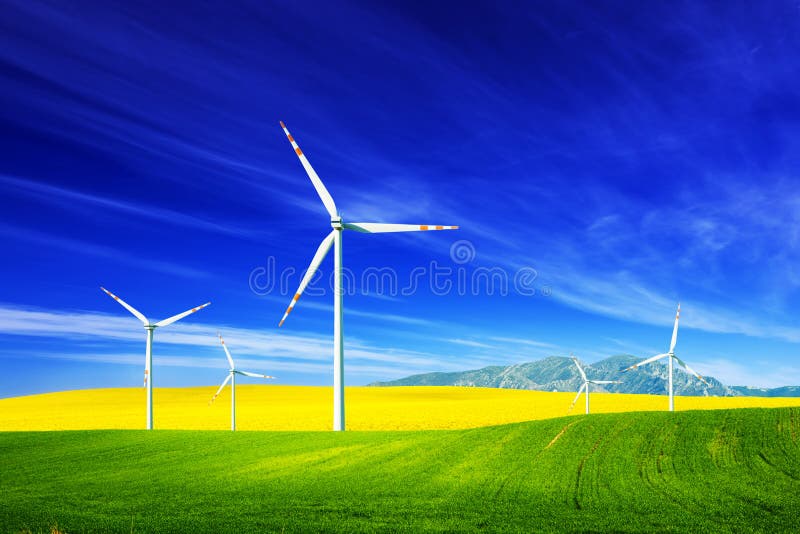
[330,216,343,229]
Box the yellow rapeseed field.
[2,386,800,431]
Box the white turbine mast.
[569,355,620,414]
[277,121,458,431]
[100,287,210,430]
[623,303,710,411]
[209,333,275,431]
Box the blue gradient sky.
[2,1,800,397]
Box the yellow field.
[2,386,800,431]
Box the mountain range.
[369,355,799,397]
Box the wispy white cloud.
[602,337,661,358]
[692,357,800,389]
[0,304,488,378]
[259,294,447,328]
[6,351,414,379]
[0,223,209,279]
[487,336,559,349]
[545,269,800,343]
[468,181,800,345]
[443,338,495,349]
[0,173,261,239]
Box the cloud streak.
[0,303,487,379]
[0,223,209,279]
[0,173,261,239]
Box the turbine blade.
[279,121,338,218]
[100,287,148,325]
[343,222,459,233]
[571,356,587,381]
[209,374,232,405]
[569,384,586,411]
[237,370,276,379]
[218,333,235,369]
[669,303,680,353]
[590,380,621,384]
[279,231,335,327]
[153,302,210,328]
[674,356,710,387]
[623,353,670,371]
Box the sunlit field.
[2,385,800,431]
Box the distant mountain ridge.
[731,385,800,397]
[368,355,797,397]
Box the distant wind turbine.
[570,356,620,414]
[277,121,458,431]
[100,287,210,429]
[210,333,275,431]
[623,304,709,411]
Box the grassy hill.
[3,385,800,431]
[1,408,799,532]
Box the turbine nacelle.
[331,216,343,229]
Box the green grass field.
[2,408,799,533]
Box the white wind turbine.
[623,304,709,411]
[277,121,458,431]
[569,356,620,414]
[209,333,275,431]
[100,287,210,429]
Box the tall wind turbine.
[277,121,458,431]
[209,333,275,431]
[100,287,210,429]
[623,304,709,411]
[570,356,620,414]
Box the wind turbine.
[569,356,620,414]
[623,304,709,411]
[209,333,275,431]
[100,287,210,429]
[277,121,458,431]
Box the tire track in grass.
[573,435,603,510]
[675,410,793,526]
[485,421,575,502]
[629,416,698,522]
[572,419,622,512]
[667,416,721,518]
[572,417,638,511]
[773,409,800,481]
[545,420,581,450]
[640,418,679,489]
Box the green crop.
[1,408,798,532]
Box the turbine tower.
[210,333,275,431]
[277,121,458,431]
[100,287,210,429]
[623,304,709,411]
[570,356,620,414]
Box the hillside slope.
[370,355,740,396]
[1,408,799,532]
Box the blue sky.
[2,1,800,397]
